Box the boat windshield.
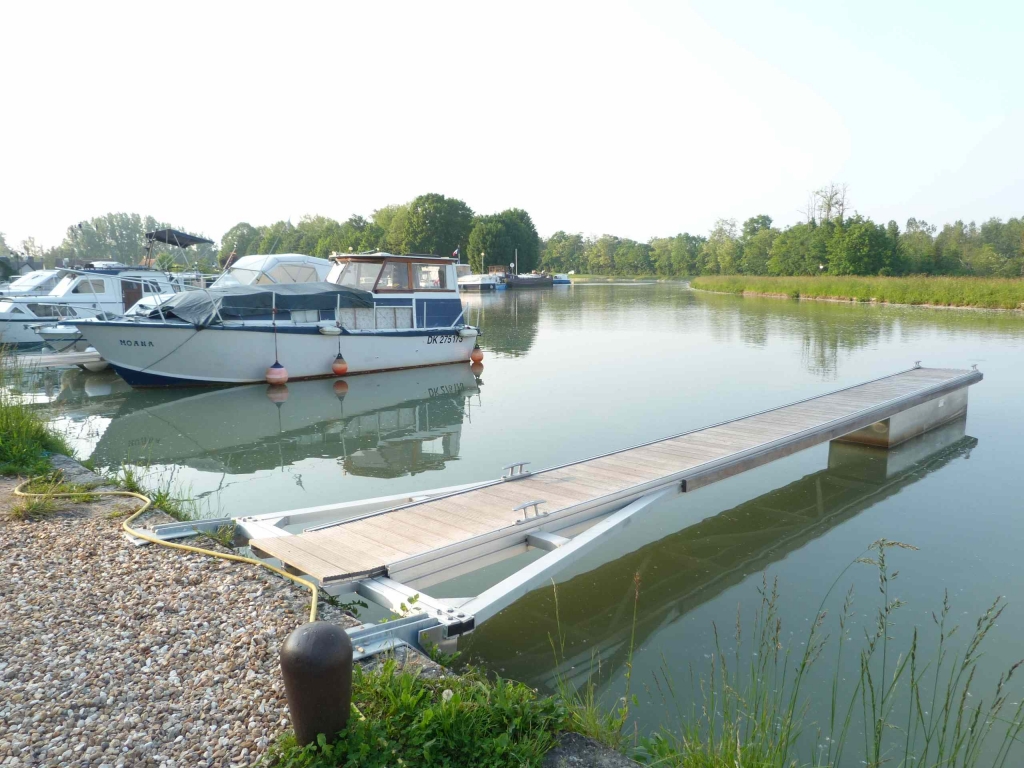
[211,268,274,288]
[330,261,382,290]
[9,272,53,289]
[456,265,472,278]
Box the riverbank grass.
[690,275,1024,309]
[0,349,73,476]
[263,661,566,768]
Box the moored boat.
[552,273,571,285]
[0,266,183,348]
[456,264,504,291]
[81,252,481,387]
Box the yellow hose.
[13,477,318,623]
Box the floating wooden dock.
[251,366,982,590]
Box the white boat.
[456,264,505,292]
[81,252,481,387]
[0,270,62,297]
[553,273,571,285]
[0,267,184,348]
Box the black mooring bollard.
[280,621,353,746]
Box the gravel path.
[0,468,360,768]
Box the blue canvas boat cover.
[141,283,373,326]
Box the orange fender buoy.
[470,345,484,363]
[266,384,289,404]
[333,379,349,397]
[470,361,484,377]
[266,361,289,385]
[332,353,348,376]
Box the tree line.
[5,185,1022,279]
[220,194,541,274]
[540,186,1024,278]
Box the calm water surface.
[35,285,1024,758]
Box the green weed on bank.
[263,661,566,768]
[0,349,73,475]
[690,275,1024,310]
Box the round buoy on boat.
[83,347,109,372]
[266,361,289,385]
[470,345,484,363]
[470,361,484,377]
[333,380,349,397]
[331,353,348,376]
[266,384,289,404]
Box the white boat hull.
[81,321,478,387]
[0,316,58,347]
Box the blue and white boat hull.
[81,321,480,387]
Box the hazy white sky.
[2,0,1020,249]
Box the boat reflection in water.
[458,417,977,689]
[89,364,481,478]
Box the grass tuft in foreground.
[690,275,1024,310]
[262,660,566,768]
[0,348,74,476]
[556,539,1024,767]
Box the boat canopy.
[139,283,373,326]
[145,229,215,249]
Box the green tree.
[218,222,264,264]
[826,216,890,275]
[541,232,586,273]
[740,227,778,275]
[467,216,514,273]
[741,215,773,239]
[0,232,10,257]
[700,219,740,274]
[385,193,474,257]
[466,209,540,273]
[899,218,936,274]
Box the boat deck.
[251,367,981,585]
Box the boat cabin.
[326,253,462,330]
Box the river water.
[33,284,1024,760]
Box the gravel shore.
[0,465,360,768]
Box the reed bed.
[554,539,1024,767]
[690,276,1024,310]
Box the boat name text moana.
[80,252,481,387]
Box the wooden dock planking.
[250,367,982,584]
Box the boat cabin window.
[212,267,274,288]
[268,264,320,283]
[332,261,382,290]
[72,279,106,294]
[26,303,64,318]
[142,281,163,294]
[0,301,25,315]
[412,263,447,290]
[376,262,411,291]
[456,264,472,278]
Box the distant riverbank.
[690,275,1024,310]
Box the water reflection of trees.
[696,292,1024,378]
[461,422,977,689]
[467,291,542,358]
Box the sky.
[1,0,1021,250]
